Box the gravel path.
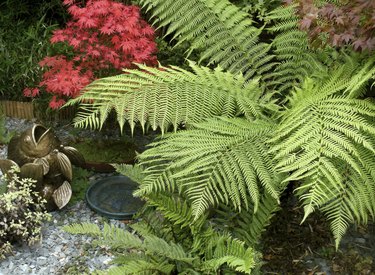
[0,117,131,274]
[0,200,120,275]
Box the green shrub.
[0,168,51,259]
[0,0,67,100]
[68,167,94,206]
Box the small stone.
[38,247,50,256]
[54,245,63,253]
[20,264,30,273]
[355,237,366,244]
[58,252,66,259]
[37,256,48,265]
[38,267,48,274]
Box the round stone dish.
[85,175,144,219]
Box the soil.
[261,191,375,274]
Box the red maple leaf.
[24,0,158,108]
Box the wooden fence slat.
[0,100,34,119]
[1,100,76,120]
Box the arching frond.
[113,164,145,184]
[264,4,326,92]
[139,0,276,81]
[271,74,375,247]
[63,223,143,249]
[66,62,276,134]
[146,193,207,230]
[136,117,282,219]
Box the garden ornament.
[0,124,85,211]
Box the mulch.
[261,192,375,274]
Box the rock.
[355,237,366,244]
[38,267,48,274]
[36,256,48,266]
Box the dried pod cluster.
[0,124,85,211]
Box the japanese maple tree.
[287,0,375,52]
[24,0,158,109]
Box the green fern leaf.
[272,73,375,247]
[66,63,274,134]
[201,230,260,274]
[105,260,175,275]
[213,192,282,246]
[138,0,273,81]
[63,223,101,236]
[113,164,145,184]
[137,117,281,219]
[264,4,326,92]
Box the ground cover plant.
[63,0,375,273]
[0,168,51,259]
[68,166,94,206]
[71,137,137,164]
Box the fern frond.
[343,56,375,98]
[137,117,281,219]
[131,208,178,244]
[143,235,196,263]
[264,4,325,92]
[320,163,375,248]
[200,230,260,274]
[272,74,375,247]
[113,164,145,184]
[66,63,274,134]
[139,0,274,81]
[63,222,101,236]
[104,260,175,275]
[213,192,282,246]
[146,193,207,230]
[63,223,143,249]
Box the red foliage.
[25,0,158,109]
[288,0,375,52]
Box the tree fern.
[271,69,375,247]
[139,0,275,81]
[113,164,145,184]
[65,0,375,269]
[66,62,277,134]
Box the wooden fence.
[0,100,76,121]
[0,101,34,119]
